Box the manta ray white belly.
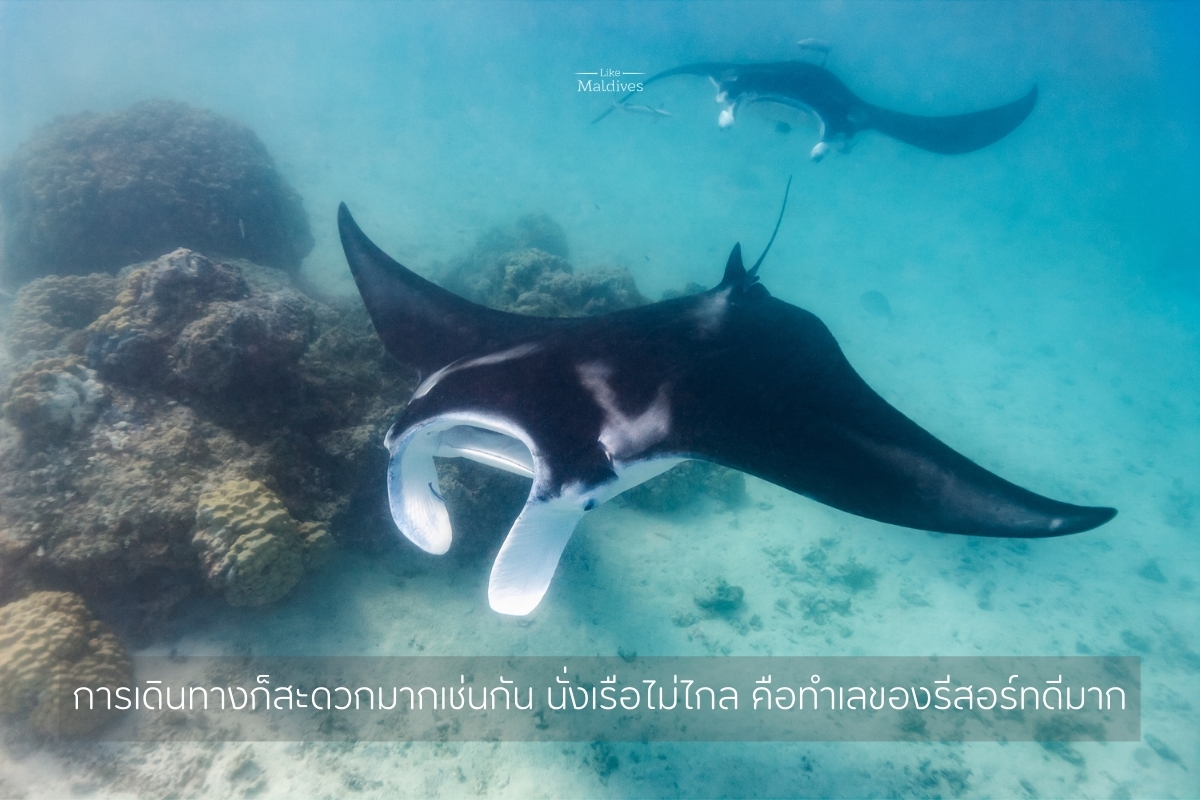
[386,410,682,616]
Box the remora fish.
[592,61,1038,161]
[611,101,673,119]
[338,191,1114,616]
[796,38,832,66]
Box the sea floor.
[1,365,1196,799]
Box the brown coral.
[0,393,264,601]
[0,99,313,286]
[84,249,315,396]
[194,479,331,607]
[0,591,132,736]
[4,273,118,357]
[437,214,646,316]
[0,250,405,614]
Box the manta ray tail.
[864,85,1038,155]
[338,204,550,376]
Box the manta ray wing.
[669,248,1115,537]
[338,203,561,376]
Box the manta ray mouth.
[387,412,537,555]
[387,409,685,615]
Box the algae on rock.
[437,215,647,316]
[1,357,105,446]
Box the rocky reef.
[0,100,313,287]
[437,214,645,316]
[0,249,410,627]
[4,274,118,357]
[0,591,132,736]
[85,248,311,394]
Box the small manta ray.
[592,61,1038,162]
[338,187,1114,616]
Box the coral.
[438,215,645,316]
[298,522,335,570]
[0,249,409,617]
[194,479,329,606]
[4,273,118,357]
[0,591,132,736]
[499,251,645,317]
[660,282,708,301]
[85,248,314,393]
[511,213,571,260]
[0,99,313,286]
[694,578,745,614]
[1,357,105,446]
[0,390,265,604]
[620,460,746,513]
[170,291,314,395]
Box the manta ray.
[593,61,1038,161]
[338,198,1114,616]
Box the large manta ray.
[338,200,1113,616]
[593,61,1038,161]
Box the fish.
[592,61,1038,162]
[610,101,673,120]
[338,190,1114,616]
[796,38,832,66]
[859,290,892,318]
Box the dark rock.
[85,249,312,396]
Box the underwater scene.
[0,1,1197,798]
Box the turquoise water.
[1,1,1197,797]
